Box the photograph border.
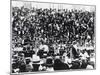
[10,0,96,74]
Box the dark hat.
[46,57,53,67]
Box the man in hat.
[46,56,54,71]
[32,54,41,71]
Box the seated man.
[54,55,69,70]
[32,54,41,71]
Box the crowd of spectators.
[11,6,95,73]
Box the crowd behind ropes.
[11,6,95,73]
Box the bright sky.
[12,0,95,12]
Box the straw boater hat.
[32,54,41,64]
[32,54,44,64]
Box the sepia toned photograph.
[11,0,96,74]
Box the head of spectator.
[45,56,54,71]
